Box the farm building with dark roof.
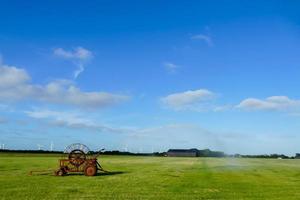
[167,148,199,157]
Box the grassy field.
[1,153,300,199]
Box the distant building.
[295,153,300,159]
[167,149,198,157]
[167,148,226,157]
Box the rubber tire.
[84,165,97,176]
[57,169,64,176]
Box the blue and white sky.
[0,0,300,155]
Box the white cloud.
[25,109,129,134]
[236,96,300,112]
[160,89,216,111]
[25,109,93,126]
[191,34,213,46]
[54,47,93,79]
[54,48,73,59]
[213,105,232,112]
[54,47,92,61]
[40,80,128,108]
[0,64,129,109]
[163,62,179,73]
[0,65,30,88]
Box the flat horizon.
[0,1,300,155]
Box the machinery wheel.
[56,169,65,176]
[84,165,97,176]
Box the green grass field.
[1,153,300,199]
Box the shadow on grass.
[97,171,126,176]
[29,170,127,176]
[63,171,127,177]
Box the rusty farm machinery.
[30,143,107,176]
[55,143,106,176]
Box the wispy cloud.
[25,109,128,134]
[0,63,129,109]
[160,89,217,111]
[213,105,232,112]
[191,34,213,46]
[236,96,300,112]
[53,47,93,79]
[0,104,14,113]
[163,62,180,73]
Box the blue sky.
[0,0,300,155]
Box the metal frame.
[55,144,106,176]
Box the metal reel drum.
[64,143,90,167]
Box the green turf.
[1,153,300,199]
